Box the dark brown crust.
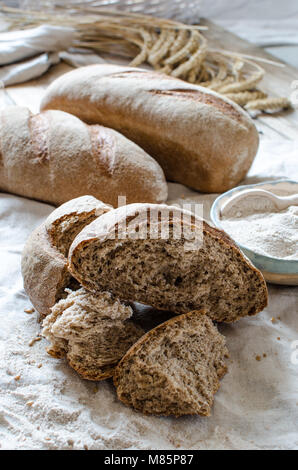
[47,346,116,380]
[68,358,116,381]
[114,310,228,417]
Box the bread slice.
[69,203,268,323]
[44,195,112,257]
[21,195,111,316]
[114,311,228,416]
[42,287,144,380]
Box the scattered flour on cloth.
[0,139,298,450]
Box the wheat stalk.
[0,5,291,113]
[245,97,291,111]
[225,91,268,106]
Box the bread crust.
[114,310,229,417]
[68,203,268,321]
[47,338,133,381]
[0,106,167,207]
[21,195,111,316]
[46,336,129,380]
[41,64,259,193]
[22,223,70,316]
[67,360,117,381]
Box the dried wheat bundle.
[0,5,291,113]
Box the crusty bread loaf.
[68,203,268,322]
[41,64,259,193]
[21,195,111,316]
[0,106,167,207]
[114,311,228,417]
[42,287,144,381]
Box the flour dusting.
[220,198,298,260]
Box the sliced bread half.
[68,203,268,322]
[21,195,111,316]
[114,310,228,417]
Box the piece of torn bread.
[114,310,229,417]
[42,287,144,380]
[68,203,268,323]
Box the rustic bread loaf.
[114,310,228,417]
[42,287,144,381]
[21,195,111,316]
[68,203,268,322]
[41,64,259,193]
[0,106,167,207]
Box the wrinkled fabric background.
[0,0,297,450]
[0,139,297,450]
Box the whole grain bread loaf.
[114,310,229,417]
[42,287,144,381]
[68,203,268,322]
[0,106,167,207]
[41,64,259,193]
[21,195,111,316]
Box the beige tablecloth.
[0,139,297,450]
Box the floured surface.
[0,139,298,450]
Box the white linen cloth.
[0,138,297,450]
[0,25,75,65]
[0,52,60,86]
[0,49,107,86]
[0,25,108,85]
[0,25,73,85]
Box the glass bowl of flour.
[210,180,298,285]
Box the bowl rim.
[210,179,298,274]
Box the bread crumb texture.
[114,311,228,417]
[69,204,268,323]
[42,288,144,381]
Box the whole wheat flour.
[220,203,298,260]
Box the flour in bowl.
[220,201,298,260]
